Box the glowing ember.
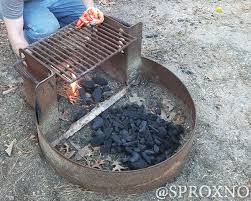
[70,74,80,96]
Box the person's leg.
[23,0,60,43]
[49,0,86,27]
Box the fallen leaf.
[92,160,105,169]
[75,145,93,160]
[173,114,185,125]
[112,161,127,171]
[5,139,17,156]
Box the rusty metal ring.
[35,57,196,194]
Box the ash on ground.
[55,76,192,171]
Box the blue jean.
[24,0,86,43]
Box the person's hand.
[3,17,29,56]
[86,7,104,25]
[11,40,29,56]
[76,7,104,28]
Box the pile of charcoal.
[89,104,184,170]
[79,76,112,104]
[59,76,113,122]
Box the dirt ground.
[0,0,250,200]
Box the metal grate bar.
[28,48,73,81]
[54,34,99,65]
[23,20,136,83]
[72,26,118,53]
[29,47,74,79]
[60,31,107,60]
[48,37,96,68]
[40,41,89,72]
[37,43,84,75]
[44,38,91,71]
[73,25,122,50]
[98,25,129,44]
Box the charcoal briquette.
[101,139,113,154]
[79,88,86,100]
[123,140,137,146]
[85,96,93,104]
[121,156,129,163]
[121,138,126,144]
[92,116,104,130]
[111,134,121,144]
[139,121,147,132]
[95,129,104,136]
[139,144,146,151]
[147,113,157,121]
[129,152,140,163]
[155,154,166,163]
[136,119,141,127]
[158,126,167,137]
[129,157,148,169]
[141,152,152,164]
[114,126,120,132]
[82,80,95,91]
[144,149,155,155]
[125,147,134,154]
[90,134,106,146]
[139,138,145,144]
[104,127,113,136]
[93,76,108,86]
[154,138,161,145]
[154,145,160,153]
[133,147,141,152]
[101,110,109,119]
[92,86,102,102]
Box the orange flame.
[70,73,79,96]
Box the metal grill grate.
[22,21,136,83]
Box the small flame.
[70,73,79,95]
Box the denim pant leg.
[49,0,86,27]
[23,1,60,43]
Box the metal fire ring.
[35,57,196,194]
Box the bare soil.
[0,0,250,200]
